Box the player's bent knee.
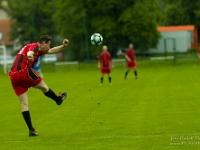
[33,80,49,93]
[39,85,49,93]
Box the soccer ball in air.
[90,33,103,45]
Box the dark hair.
[38,35,52,44]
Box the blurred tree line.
[162,0,200,28]
[8,0,161,60]
[7,0,200,61]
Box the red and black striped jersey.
[10,42,46,73]
[126,49,135,61]
[99,52,111,68]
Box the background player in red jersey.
[124,43,138,79]
[98,45,113,86]
[9,35,69,136]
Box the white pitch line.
[2,133,200,142]
[76,133,200,140]
[76,135,163,140]
[2,139,41,143]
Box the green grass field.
[1,60,200,150]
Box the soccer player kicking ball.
[9,35,69,136]
[124,43,138,79]
[98,45,113,86]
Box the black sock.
[125,70,129,78]
[100,77,103,83]
[44,88,60,102]
[22,111,34,131]
[109,77,111,83]
[134,70,137,77]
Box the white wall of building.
[0,9,9,20]
[148,31,192,53]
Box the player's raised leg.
[18,92,38,136]
[33,80,67,105]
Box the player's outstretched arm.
[47,39,69,54]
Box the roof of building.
[0,19,13,45]
[157,25,196,32]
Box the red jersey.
[10,42,46,73]
[99,52,111,68]
[126,49,135,62]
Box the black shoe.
[56,91,67,105]
[29,129,38,137]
